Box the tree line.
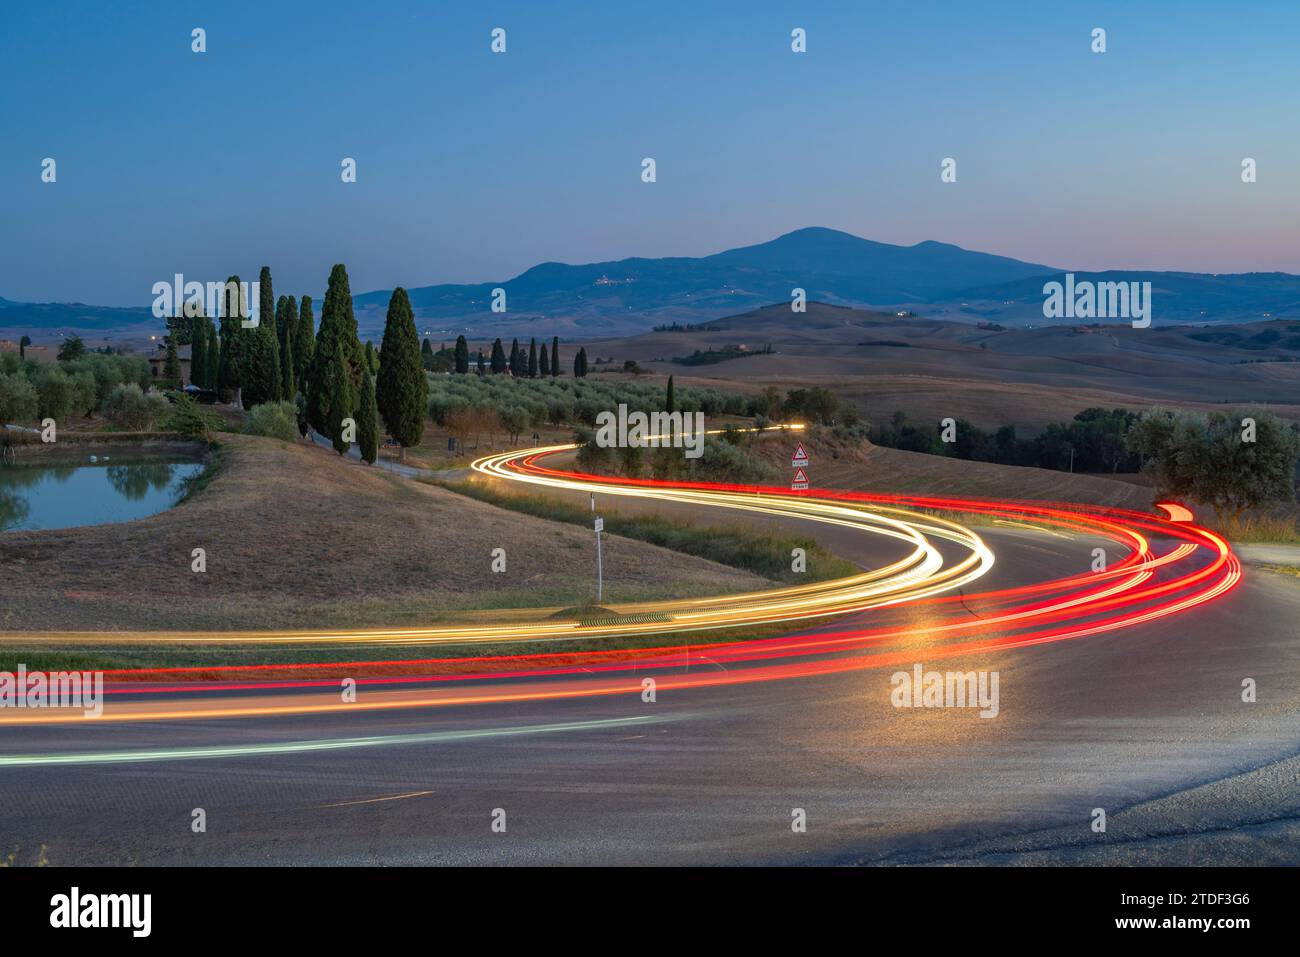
[870,408,1142,473]
[866,405,1299,523]
[179,264,429,464]
[444,334,580,378]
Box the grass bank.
[429,478,858,585]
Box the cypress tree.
[666,375,675,414]
[242,267,281,406]
[280,321,296,400]
[539,343,549,378]
[376,287,427,461]
[490,338,506,374]
[259,267,276,343]
[574,347,588,378]
[365,340,380,377]
[358,368,379,464]
[280,296,299,399]
[454,335,469,374]
[242,325,279,406]
[273,296,288,396]
[202,315,214,384]
[218,275,246,405]
[277,293,294,362]
[551,336,560,377]
[528,338,538,378]
[261,269,281,399]
[191,316,207,388]
[206,322,219,390]
[323,348,352,454]
[308,264,363,442]
[164,334,181,382]
[509,338,521,376]
[294,294,315,388]
[275,295,288,352]
[421,337,434,371]
[476,350,486,375]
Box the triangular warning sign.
[792,443,809,467]
[791,467,808,490]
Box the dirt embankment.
[0,433,768,632]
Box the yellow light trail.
[0,428,996,650]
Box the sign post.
[594,516,604,603]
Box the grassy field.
[0,433,770,640]
[576,302,1300,432]
[431,477,859,584]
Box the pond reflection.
[107,462,181,501]
[0,459,205,531]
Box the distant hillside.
[917,270,1300,325]
[575,301,1300,427]
[352,227,1059,337]
[0,300,156,338]
[9,227,1300,340]
[352,227,1300,335]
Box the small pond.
[0,456,205,531]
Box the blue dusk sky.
[2,0,1298,305]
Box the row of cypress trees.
[187,264,420,465]
[305,267,428,463]
[189,270,318,409]
[475,335,562,377]
[191,265,580,465]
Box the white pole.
[595,522,603,604]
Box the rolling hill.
[350,227,1061,337]
[0,300,156,341]
[576,301,1300,431]
[915,270,1300,326]
[8,227,1300,341]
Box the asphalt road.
[1,513,1296,866]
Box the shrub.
[1127,407,1300,523]
[0,373,39,425]
[84,355,125,406]
[63,353,150,408]
[35,367,74,423]
[103,383,168,431]
[68,369,98,417]
[685,437,777,483]
[164,393,222,441]
[244,400,299,443]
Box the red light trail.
[0,436,1240,727]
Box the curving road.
[0,437,1296,866]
